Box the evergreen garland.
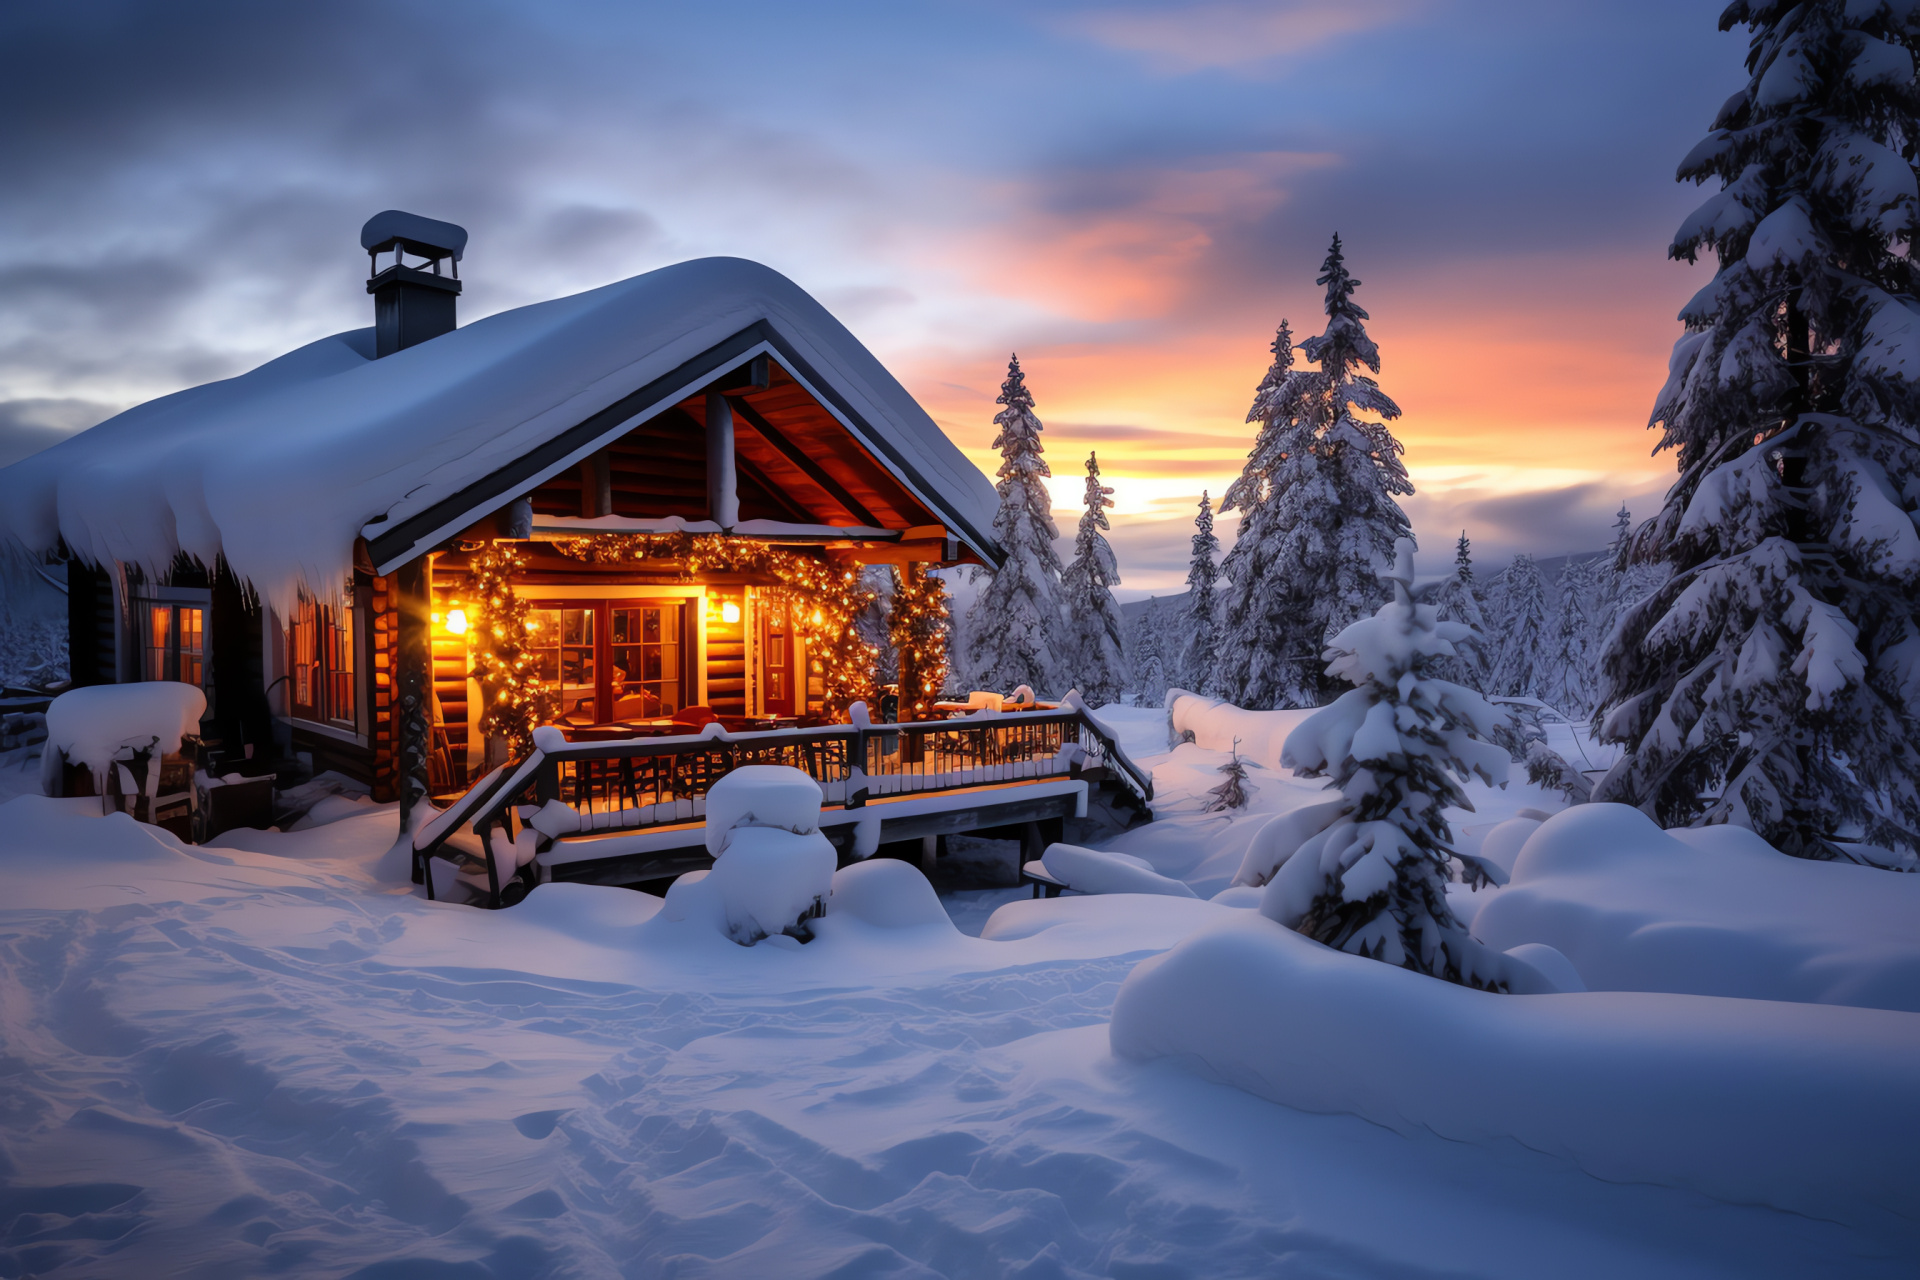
[464,542,551,754]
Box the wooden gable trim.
[362,321,1000,573]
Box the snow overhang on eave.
[359,322,1003,575]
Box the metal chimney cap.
[360,209,468,262]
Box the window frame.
[522,596,692,726]
[288,586,358,730]
[131,584,211,689]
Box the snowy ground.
[0,705,1913,1277]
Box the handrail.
[416,704,1155,905]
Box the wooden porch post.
[706,389,738,530]
[395,555,432,831]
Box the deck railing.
[412,703,1153,904]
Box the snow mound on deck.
[1111,910,1920,1232]
[702,764,824,855]
[1472,804,1920,1012]
[43,682,206,790]
[666,765,835,944]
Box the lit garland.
[551,533,879,712]
[889,560,950,721]
[464,542,551,754]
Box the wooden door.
[761,598,795,717]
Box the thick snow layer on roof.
[0,257,1000,614]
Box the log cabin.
[0,212,1152,900]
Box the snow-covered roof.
[0,257,1001,614]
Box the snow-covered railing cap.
[361,209,467,262]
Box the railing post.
[846,728,868,808]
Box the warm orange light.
[445,608,469,635]
[721,600,741,624]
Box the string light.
[889,560,951,721]
[553,533,880,713]
[463,542,552,754]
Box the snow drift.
[1167,690,1312,773]
[1110,910,1920,1232]
[1038,841,1197,897]
[1472,804,1920,1013]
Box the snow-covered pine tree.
[1590,505,1661,673]
[1061,451,1128,705]
[1489,553,1550,698]
[1220,321,1316,706]
[1594,2,1920,860]
[1432,530,1491,691]
[1541,558,1595,715]
[965,355,1071,696]
[1130,598,1168,706]
[1220,238,1416,709]
[1206,740,1251,811]
[1180,492,1220,695]
[1270,539,1519,988]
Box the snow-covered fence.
[414,705,1153,907]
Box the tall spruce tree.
[1130,598,1168,706]
[1220,237,1415,709]
[1062,452,1128,704]
[1220,321,1316,704]
[966,356,1070,695]
[1490,554,1551,698]
[1181,492,1221,695]
[1595,2,1920,859]
[1542,558,1595,716]
[1592,504,1660,664]
[1433,531,1491,691]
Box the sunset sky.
[0,1,1735,596]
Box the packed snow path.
[0,809,1903,1277]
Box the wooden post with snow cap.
[394,555,433,834]
[706,389,738,531]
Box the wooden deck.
[412,704,1153,906]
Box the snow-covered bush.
[1473,803,1920,1012]
[664,766,835,945]
[1268,539,1521,988]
